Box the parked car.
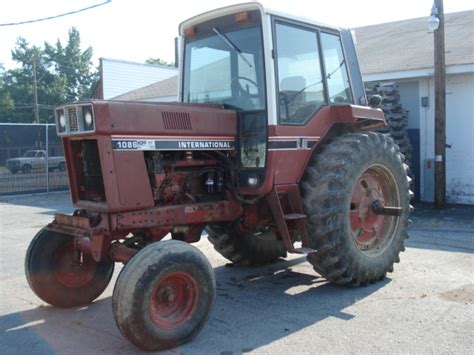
[6,150,65,174]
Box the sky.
[0,0,472,70]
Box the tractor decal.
[111,137,235,151]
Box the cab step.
[266,185,312,254]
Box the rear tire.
[301,132,411,286]
[58,162,66,172]
[25,228,115,307]
[112,240,215,352]
[207,224,287,266]
[365,82,414,185]
[22,164,32,174]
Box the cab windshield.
[183,12,266,111]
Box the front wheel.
[112,240,215,352]
[301,132,412,286]
[25,228,115,307]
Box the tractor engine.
[58,101,236,203]
[53,100,248,247]
[144,150,228,203]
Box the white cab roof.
[179,2,341,35]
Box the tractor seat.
[280,76,307,103]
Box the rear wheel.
[25,228,115,307]
[58,162,66,172]
[207,224,287,266]
[112,240,215,352]
[22,164,32,174]
[301,132,411,286]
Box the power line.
[0,1,112,27]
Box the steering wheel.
[231,76,262,99]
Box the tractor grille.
[162,111,192,130]
[68,107,79,132]
[71,140,105,202]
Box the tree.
[0,38,57,123]
[0,28,97,123]
[45,27,97,101]
[145,58,175,67]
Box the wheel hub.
[149,272,199,330]
[54,243,96,288]
[350,170,391,251]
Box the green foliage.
[145,58,175,67]
[0,27,98,123]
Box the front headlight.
[56,109,66,133]
[82,106,94,131]
[59,112,66,128]
[55,104,95,135]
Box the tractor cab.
[179,2,370,192]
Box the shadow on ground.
[0,257,389,354]
[408,203,474,254]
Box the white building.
[92,58,178,100]
[354,10,474,204]
[112,75,178,102]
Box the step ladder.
[266,184,317,254]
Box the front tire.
[301,132,411,286]
[25,228,115,307]
[112,240,215,352]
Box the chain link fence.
[0,123,69,195]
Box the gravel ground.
[0,192,473,354]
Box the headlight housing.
[81,106,94,131]
[56,109,66,133]
[55,103,95,135]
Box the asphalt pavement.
[0,193,473,354]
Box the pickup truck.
[6,150,65,174]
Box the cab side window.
[320,33,353,104]
[275,22,325,124]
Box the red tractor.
[25,3,411,351]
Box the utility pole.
[433,0,446,208]
[32,57,40,124]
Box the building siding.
[416,73,474,204]
[101,59,178,99]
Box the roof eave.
[363,63,474,82]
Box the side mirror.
[368,95,382,108]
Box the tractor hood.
[55,100,237,151]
